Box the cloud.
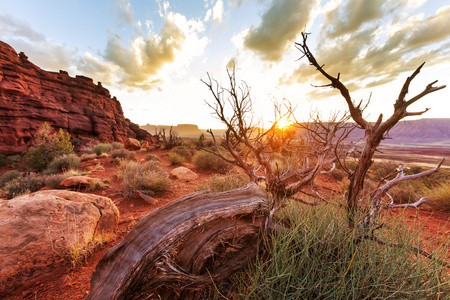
[77,52,119,85]
[103,11,208,89]
[113,0,134,26]
[280,5,450,99]
[243,0,319,61]
[0,14,45,42]
[212,0,224,24]
[324,0,385,38]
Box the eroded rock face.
[0,190,119,295]
[0,40,154,155]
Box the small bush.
[86,178,109,191]
[230,203,449,299]
[22,123,74,170]
[427,181,450,212]
[193,151,230,173]
[157,126,182,150]
[118,160,169,197]
[145,154,160,162]
[93,143,113,155]
[0,154,6,167]
[111,149,135,160]
[6,155,21,166]
[168,152,186,165]
[171,146,195,161]
[44,154,81,175]
[196,172,250,192]
[4,173,45,199]
[111,142,124,149]
[0,170,22,187]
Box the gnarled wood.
[87,183,268,300]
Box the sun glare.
[276,117,291,129]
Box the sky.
[0,0,449,129]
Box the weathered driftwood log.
[87,183,269,300]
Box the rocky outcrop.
[0,190,119,295]
[0,40,155,155]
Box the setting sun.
[276,117,291,129]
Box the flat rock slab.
[0,190,119,296]
[169,166,199,182]
[59,175,98,187]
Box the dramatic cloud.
[103,11,208,89]
[113,0,134,26]
[243,0,319,61]
[280,4,450,99]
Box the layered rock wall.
[0,41,153,155]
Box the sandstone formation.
[0,40,155,155]
[0,190,119,295]
[59,175,100,188]
[169,166,199,182]
[124,137,141,150]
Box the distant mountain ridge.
[347,118,450,145]
[142,118,450,146]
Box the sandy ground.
[1,148,449,300]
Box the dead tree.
[88,184,268,300]
[201,68,353,212]
[296,32,446,230]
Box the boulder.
[0,41,156,155]
[0,190,119,295]
[59,175,99,188]
[124,138,141,150]
[169,167,199,182]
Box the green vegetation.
[193,150,230,173]
[22,122,74,170]
[0,170,22,187]
[118,160,170,198]
[93,143,113,155]
[111,142,124,149]
[427,181,450,212]
[4,173,46,199]
[196,172,250,192]
[145,154,160,162]
[110,149,135,160]
[167,152,186,165]
[44,154,81,175]
[230,203,449,299]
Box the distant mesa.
[0,40,155,155]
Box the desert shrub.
[81,153,97,160]
[67,232,112,267]
[6,155,21,166]
[193,151,230,173]
[171,146,195,160]
[44,154,81,175]
[196,172,250,192]
[0,170,22,187]
[118,160,169,197]
[111,149,135,160]
[93,143,113,155]
[4,173,45,199]
[111,142,124,149]
[22,123,74,170]
[427,181,450,212]
[167,152,186,165]
[86,178,109,191]
[157,126,182,150]
[0,154,6,167]
[145,154,160,162]
[230,203,449,299]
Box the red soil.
[1,150,449,300]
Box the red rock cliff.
[0,40,153,155]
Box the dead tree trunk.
[87,183,268,300]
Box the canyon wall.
[0,41,153,155]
